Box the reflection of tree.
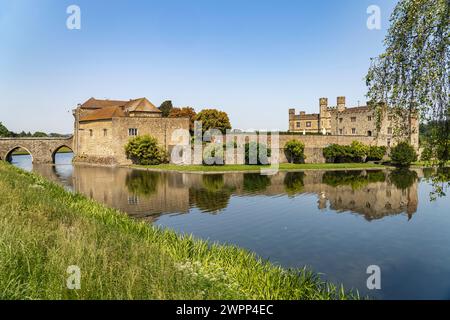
[125,170,160,196]
[189,175,235,214]
[389,169,418,190]
[283,172,305,196]
[422,167,450,201]
[243,173,271,192]
[322,170,386,190]
[202,174,225,192]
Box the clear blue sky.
[0,0,396,134]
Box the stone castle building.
[72,97,189,165]
[69,95,420,166]
[289,96,419,148]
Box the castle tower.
[337,96,346,112]
[289,108,295,131]
[319,98,331,134]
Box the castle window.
[296,122,300,128]
[128,195,139,205]
[351,117,356,122]
[128,128,138,136]
[339,118,343,123]
[89,129,93,137]
[387,127,393,134]
[339,129,343,135]
[368,116,372,121]
[352,128,356,134]
[367,130,372,137]
[103,129,107,137]
[306,122,311,128]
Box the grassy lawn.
[130,162,387,172]
[0,161,357,300]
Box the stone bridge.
[0,136,74,164]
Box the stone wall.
[0,137,74,163]
[74,117,190,165]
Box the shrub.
[244,142,271,165]
[323,141,368,163]
[349,141,369,162]
[284,140,306,163]
[390,141,418,167]
[202,143,224,166]
[124,135,167,165]
[367,146,387,161]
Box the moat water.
[11,153,450,300]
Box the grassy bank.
[131,162,386,173]
[0,161,357,299]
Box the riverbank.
[129,162,388,173]
[0,161,357,300]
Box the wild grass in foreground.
[131,162,386,172]
[0,161,358,300]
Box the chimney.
[337,96,346,111]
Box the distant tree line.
[0,122,69,138]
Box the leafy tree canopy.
[158,100,173,117]
[366,0,449,163]
[194,109,232,134]
[0,122,11,137]
[169,107,197,132]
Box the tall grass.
[0,161,358,300]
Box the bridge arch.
[52,145,74,164]
[5,146,34,163]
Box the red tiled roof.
[79,106,125,121]
[80,97,128,109]
[78,97,162,121]
[125,98,161,113]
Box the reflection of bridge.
[0,137,74,163]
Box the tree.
[33,131,48,137]
[390,141,418,167]
[366,0,449,164]
[0,122,11,137]
[284,140,306,163]
[124,135,167,165]
[158,100,173,117]
[194,109,231,134]
[169,107,197,132]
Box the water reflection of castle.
[42,166,420,222]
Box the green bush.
[124,135,168,165]
[367,146,387,161]
[244,142,271,165]
[202,143,225,166]
[284,140,306,163]
[323,142,386,163]
[390,141,418,167]
[323,141,367,163]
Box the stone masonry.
[0,137,74,163]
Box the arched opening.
[6,147,33,171]
[52,145,74,165]
[367,130,372,137]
